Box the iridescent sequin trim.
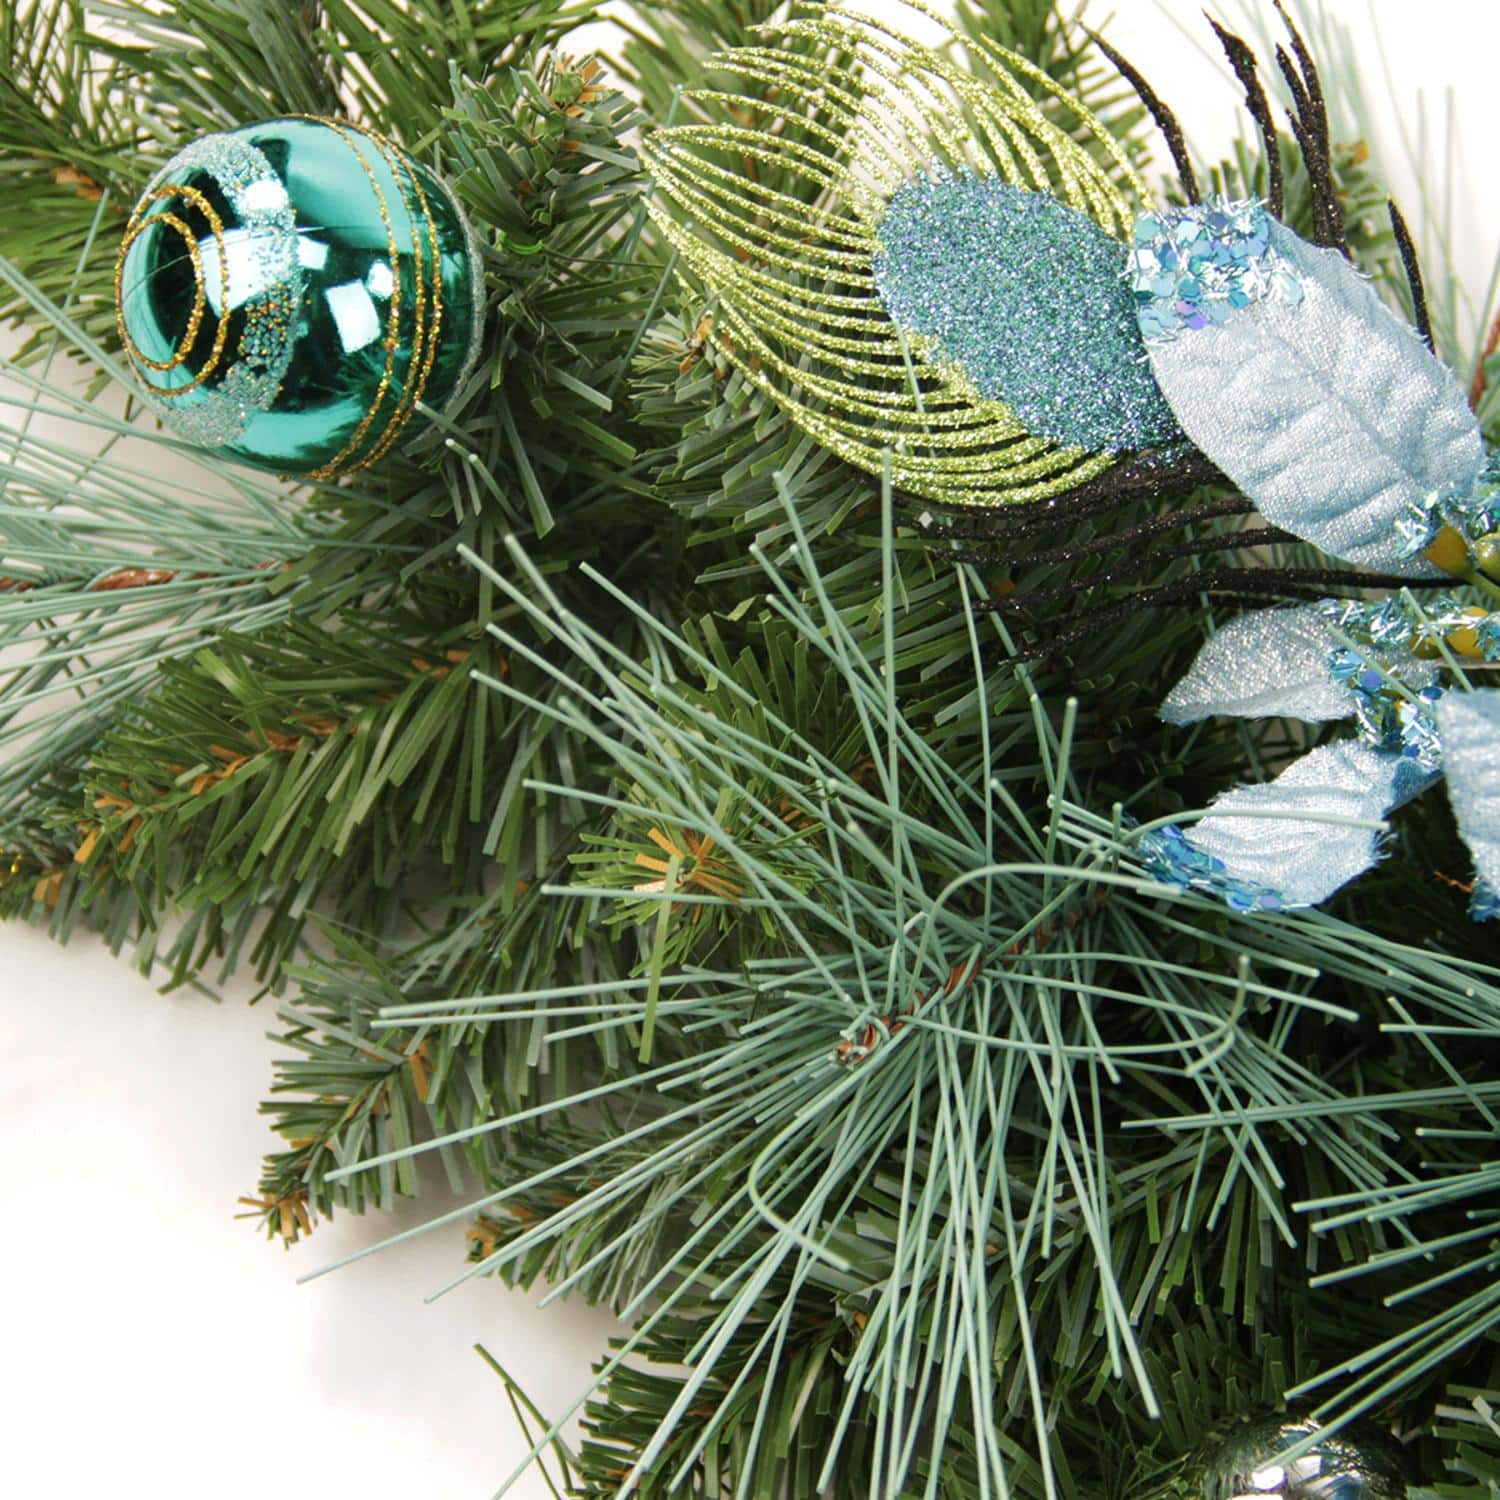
[1394,447,1500,558]
[1315,592,1500,664]
[1130,197,1303,341]
[1134,821,1288,912]
[1328,647,1445,782]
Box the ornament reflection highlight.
[1198,1416,1406,1499]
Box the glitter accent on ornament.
[872,174,1180,453]
[1130,197,1302,341]
[117,132,301,446]
[1472,877,1500,922]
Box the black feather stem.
[1274,0,1334,150]
[997,576,1341,659]
[908,489,1137,540]
[1207,16,1285,220]
[1273,44,1336,248]
[910,454,1233,542]
[919,493,1251,548]
[1388,198,1434,348]
[1272,0,1349,253]
[1085,28,1201,204]
[1024,524,1293,570]
[938,518,1287,569]
[982,557,1452,612]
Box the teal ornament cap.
[872,173,1181,453]
[115,117,482,478]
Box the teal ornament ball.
[115,117,481,478]
[1192,1416,1407,1499]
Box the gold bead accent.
[1424,524,1472,576]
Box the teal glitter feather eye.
[872,174,1181,453]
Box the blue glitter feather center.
[872,174,1181,453]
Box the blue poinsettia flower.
[870,180,1500,919]
[1117,197,1500,921]
[1128,197,1489,578]
[1140,595,1500,921]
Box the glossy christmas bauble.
[115,116,481,477]
[1192,1416,1407,1499]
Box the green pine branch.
[3,3,1500,1496]
[283,482,1500,1496]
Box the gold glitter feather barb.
[641,0,1153,509]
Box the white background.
[3,3,1495,1497]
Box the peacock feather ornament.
[644,0,1500,924]
[644,0,1170,510]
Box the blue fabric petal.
[1436,691,1500,894]
[1182,741,1409,907]
[1138,204,1485,575]
[874,174,1181,452]
[1161,606,1355,725]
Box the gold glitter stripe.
[300,116,404,480]
[348,124,429,465]
[355,123,447,470]
[116,213,203,371]
[115,184,233,395]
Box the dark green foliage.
[4,2,1500,1498]
[66,612,507,984]
[0,20,680,993]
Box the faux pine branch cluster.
[4,2,1500,1497]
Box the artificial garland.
[4,1,1500,1496]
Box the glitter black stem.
[982,560,1450,614]
[987,542,1303,609]
[1275,51,1330,243]
[992,565,1448,661]
[997,575,1336,660]
[1274,0,1333,147]
[1035,524,1292,572]
[1389,197,1434,349]
[1052,449,1229,509]
[1086,29,1201,205]
[940,514,1278,569]
[910,451,1231,542]
[1271,2,1348,255]
[1207,17,1285,220]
